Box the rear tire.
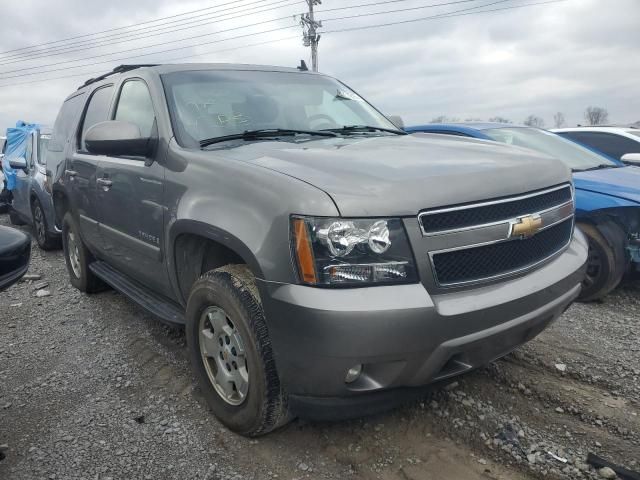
[185,265,290,437]
[31,198,61,251]
[61,212,104,293]
[577,221,627,302]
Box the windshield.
[161,70,398,147]
[484,127,621,170]
[38,134,50,165]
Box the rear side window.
[25,133,34,169]
[80,85,114,151]
[559,131,640,160]
[38,134,50,165]
[114,80,156,137]
[51,93,85,149]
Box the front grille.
[420,185,572,234]
[432,218,573,285]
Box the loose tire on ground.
[31,198,61,251]
[577,221,627,302]
[61,212,104,293]
[185,265,290,436]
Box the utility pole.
[300,0,322,71]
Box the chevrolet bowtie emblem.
[510,214,543,239]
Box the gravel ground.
[1,214,638,480]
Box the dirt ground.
[1,214,638,480]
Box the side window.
[114,80,156,137]
[51,93,85,149]
[25,133,34,169]
[38,134,50,165]
[563,132,640,160]
[80,85,114,151]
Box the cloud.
[0,0,638,132]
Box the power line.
[0,0,268,57]
[0,0,566,88]
[0,0,507,75]
[317,0,484,14]
[2,0,478,60]
[0,17,301,79]
[0,0,303,65]
[322,0,566,33]
[0,35,301,89]
[1,0,490,64]
[323,0,514,23]
[0,0,498,76]
[0,23,301,81]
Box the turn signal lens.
[292,218,318,284]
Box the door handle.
[96,178,113,189]
[65,169,78,177]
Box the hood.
[573,166,640,205]
[211,134,571,216]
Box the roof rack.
[78,64,159,90]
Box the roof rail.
[78,64,159,90]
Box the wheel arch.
[168,219,265,305]
[52,186,70,228]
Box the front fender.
[575,188,640,215]
[164,140,339,293]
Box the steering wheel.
[308,114,339,130]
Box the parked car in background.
[552,126,640,165]
[0,225,30,292]
[4,125,60,250]
[406,123,640,301]
[51,64,586,436]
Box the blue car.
[406,123,640,301]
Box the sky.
[0,0,638,132]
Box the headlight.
[291,216,417,286]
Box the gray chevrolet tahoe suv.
[50,63,587,436]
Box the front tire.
[185,265,290,436]
[31,198,60,251]
[577,222,627,302]
[61,212,104,293]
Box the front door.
[95,79,169,296]
[69,84,115,250]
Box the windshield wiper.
[321,125,407,136]
[200,128,337,147]
[572,164,621,172]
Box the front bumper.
[258,230,587,416]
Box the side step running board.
[89,261,185,326]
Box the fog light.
[345,364,363,384]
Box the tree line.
[430,106,615,128]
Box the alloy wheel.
[33,204,46,244]
[67,231,81,278]
[199,306,249,406]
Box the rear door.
[95,78,169,295]
[68,84,115,250]
[12,132,35,219]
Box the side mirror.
[621,153,640,166]
[9,157,27,170]
[85,121,152,158]
[388,115,405,129]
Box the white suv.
[552,126,640,164]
